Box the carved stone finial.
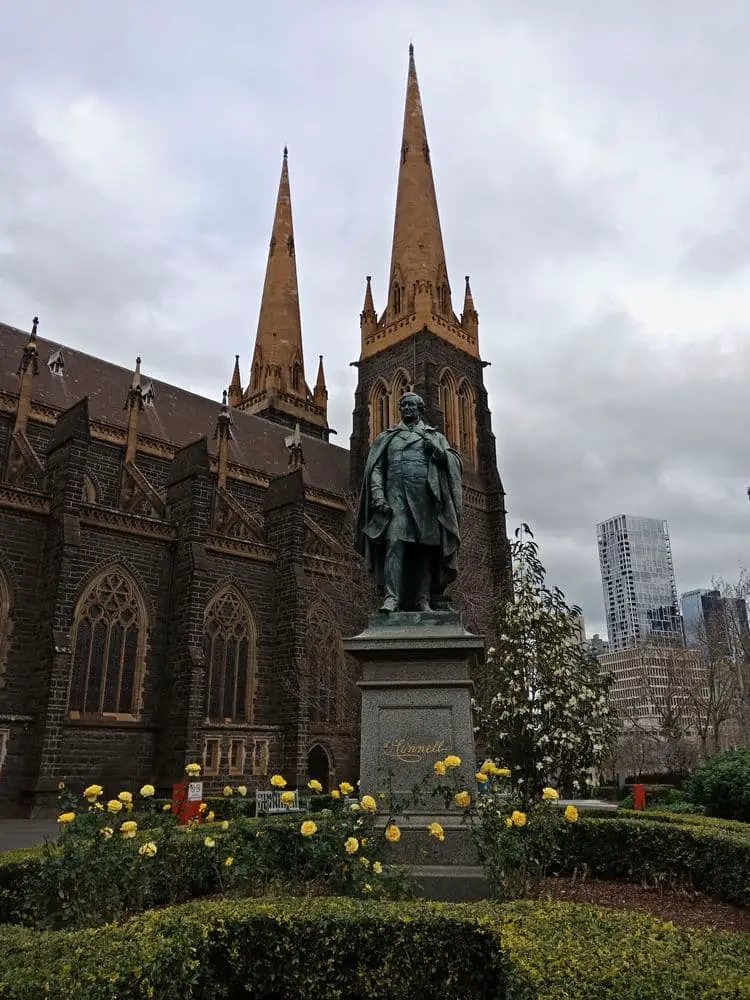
[285,422,304,469]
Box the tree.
[475,525,617,800]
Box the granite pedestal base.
[344,610,484,811]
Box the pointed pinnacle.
[363,275,375,315]
[283,145,288,159]
[463,275,476,313]
[30,316,39,340]
[230,353,242,388]
[315,354,326,390]
[222,388,228,407]
[131,356,142,389]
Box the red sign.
[172,781,203,825]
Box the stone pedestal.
[344,610,484,809]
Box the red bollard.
[172,780,204,824]
[633,783,646,811]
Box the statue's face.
[399,396,421,424]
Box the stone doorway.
[307,744,333,791]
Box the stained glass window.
[204,588,257,723]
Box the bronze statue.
[356,392,462,612]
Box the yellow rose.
[565,805,579,823]
[444,755,461,769]
[308,779,323,793]
[496,767,511,778]
[237,785,247,797]
[206,811,215,823]
[360,857,370,868]
[479,760,494,775]
[372,861,383,874]
[281,790,295,807]
[57,781,66,791]
[475,772,489,783]
[385,824,401,843]
[504,817,513,828]
[120,820,138,839]
[140,784,155,798]
[57,812,76,824]
[427,821,445,841]
[360,794,377,813]
[220,820,229,831]
[185,763,201,777]
[339,782,354,795]
[223,786,233,798]
[344,836,359,854]
[542,787,559,801]
[125,802,134,812]
[83,784,103,800]
[107,799,123,814]
[138,841,157,858]
[300,820,318,837]
[92,802,104,811]
[225,856,234,867]
[511,810,527,827]
[204,836,216,848]
[361,883,373,893]
[433,760,446,777]
[100,826,114,839]
[270,774,287,789]
[199,802,208,813]
[331,789,340,800]
[454,791,471,809]
[117,791,133,804]
[162,802,172,813]
[350,803,360,812]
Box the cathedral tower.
[349,45,512,605]
[235,149,331,441]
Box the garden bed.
[528,875,750,933]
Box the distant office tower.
[585,634,609,656]
[681,588,750,657]
[596,515,682,651]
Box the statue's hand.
[372,499,392,517]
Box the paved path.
[0,819,59,852]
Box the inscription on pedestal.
[375,707,454,791]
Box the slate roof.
[0,322,350,497]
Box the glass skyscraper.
[681,588,750,656]
[596,514,682,650]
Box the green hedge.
[688,750,750,822]
[560,817,750,905]
[616,809,750,837]
[0,897,749,999]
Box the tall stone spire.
[384,44,452,326]
[359,45,479,360]
[238,149,331,440]
[228,354,243,408]
[247,147,306,399]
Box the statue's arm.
[424,431,449,467]
[369,452,389,510]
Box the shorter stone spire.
[16,316,39,377]
[124,356,144,465]
[228,355,243,408]
[215,389,234,489]
[360,275,377,346]
[12,316,40,438]
[313,355,328,412]
[461,276,478,340]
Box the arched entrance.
[307,744,332,791]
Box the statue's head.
[399,392,424,424]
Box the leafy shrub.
[688,749,750,822]
[619,792,634,810]
[1,897,749,999]
[558,817,750,905]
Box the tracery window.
[370,380,390,442]
[438,369,459,449]
[0,570,10,681]
[457,379,477,467]
[204,587,257,724]
[390,369,412,424]
[306,607,343,727]
[69,569,147,717]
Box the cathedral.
[0,47,511,816]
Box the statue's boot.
[380,596,399,612]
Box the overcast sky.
[2,1,749,635]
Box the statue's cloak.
[355,423,463,593]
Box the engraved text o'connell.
[382,739,447,763]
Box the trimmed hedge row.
[0,897,748,999]
[561,817,750,905]
[615,809,750,837]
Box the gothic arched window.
[439,369,459,449]
[204,587,257,723]
[390,369,412,424]
[69,568,147,717]
[306,607,343,726]
[370,380,390,442]
[0,570,10,681]
[457,378,477,467]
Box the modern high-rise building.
[596,515,682,651]
[681,588,750,657]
